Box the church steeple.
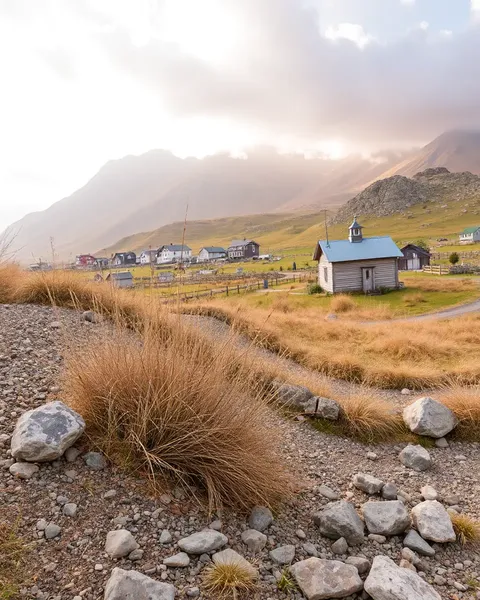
[348,216,363,243]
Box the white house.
[156,244,192,264]
[139,250,157,264]
[459,226,480,244]
[198,247,227,262]
[313,217,403,294]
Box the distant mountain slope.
[332,167,480,224]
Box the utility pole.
[324,209,330,247]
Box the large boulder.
[362,501,410,536]
[178,530,228,554]
[290,557,363,600]
[271,381,313,407]
[399,445,432,471]
[304,397,341,421]
[403,397,457,438]
[313,501,364,545]
[411,501,456,543]
[364,555,440,600]
[11,401,85,462]
[105,567,175,600]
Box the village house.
[198,247,227,262]
[459,226,480,244]
[112,251,136,266]
[106,271,134,288]
[399,244,431,271]
[313,217,403,294]
[139,250,157,265]
[227,239,260,260]
[75,254,96,267]
[156,244,192,264]
[94,257,109,268]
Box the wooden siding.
[318,254,334,293]
[332,258,398,293]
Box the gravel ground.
[1,304,480,600]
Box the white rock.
[411,501,456,543]
[399,445,432,471]
[10,401,85,462]
[163,552,190,567]
[212,549,258,578]
[362,501,411,536]
[104,567,175,600]
[353,473,384,495]
[290,557,363,600]
[105,530,139,558]
[313,501,364,545]
[9,462,39,479]
[364,555,441,600]
[178,530,227,554]
[62,503,77,517]
[420,485,438,501]
[403,397,457,438]
[159,529,172,544]
[241,529,267,553]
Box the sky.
[1,0,480,232]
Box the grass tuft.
[277,568,297,593]
[203,558,258,599]
[330,294,356,313]
[450,513,480,545]
[0,520,31,599]
[440,386,480,439]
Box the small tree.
[415,239,430,252]
[449,252,460,265]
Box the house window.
[353,228,360,236]
[323,267,328,283]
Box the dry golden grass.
[403,292,427,306]
[404,276,477,293]
[203,556,258,599]
[440,386,480,439]
[63,313,293,512]
[450,513,480,545]
[0,520,31,599]
[330,294,357,313]
[0,263,24,304]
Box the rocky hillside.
[331,167,480,224]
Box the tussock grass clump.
[0,520,31,599]
[450,513,480,545]
[0,264,24,304]
[63,314,293,511]
[277,569,297,593]
[203,556,258,599]
[330,294,356,313]
[403,292,427,306]
[440,387,480,439]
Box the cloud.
[324,23,374,48]
[472,0,480,19]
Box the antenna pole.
[324,210,329,247]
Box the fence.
[422,265,451,275]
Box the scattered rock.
[44,523,61,539]
[317,485,340,501]
[163,553,190,568]
[381,483,398,500]
[331,537,348,555]
[345,556,371,574]
[411,501,456,543]
[304,397,341,420]
[128,549,144,561]
[241,529,267,553]
[271,381,313,407]
[159,529,172,544]
[105,530,139,558]
[364,555,441,600]
[248,506,273,532]
[104,567,175,600]
[435,437,449,448]
[403,397,457,438]
[290,557,363,600]
[367,452,378,461]
[313,501,364,545]
[82,310,97,323]
[10,401,85,462]
[362,501,410,536]
[403,530,435,557]
[269,544,296,565]
[401,388,411,395]
[62,503,77,517]
[178,530,228,554]
[399,445,432,471]
[420,485,438,501]
[353,473,384,495]
[9,462,39,479]
[64,447,81,463]
[83,451,107,470]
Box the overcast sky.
[1,0,480,231]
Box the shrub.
[449,252,460,265]
[337,392,403,442]
[450,513,480,545]
[330,294,356,313]
[203,554,258,598]
[63,314,293,511]
[440,387,480,439]
[307,282,323,295]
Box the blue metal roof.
[317,236,403,263]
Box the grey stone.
[290,558,363,600]
[213,549,258,578]
[367,452,378,460]
[313,501,364,545]
[271,381,313,407]
[105,530,139,558]
[186,588,200,598]
[64,447,81,462]
[10,401,85,462]
[241,529,267,553]
[362,501,410,536]
[353,473,384,495]
[45,523,61,539]
[403,397,457,438]
[163,552,190,567]
[159,529,172,544]
[411,501,456,543]
[331,537,348,555]
[399,445,432,471]
[302,542,319,557]
[128,549,144,561]
[368,534,387,543]
[269,544,296,565]
[104,489,117,499]
[401,547,417,564]
[83,451,106,470]
[364,555,441,600]
[403,530,435,557]
[178,530,227,554]
[9,462,39,479]
[62,503,77,517]
[435,437,449,448]
[420,485,438,501]
[381,483,398,500]
[248,506,273,532]
[104,567,175,600]
[318,485,340,500]
[345,556,371,574]
[304,397,341,421]
[209,520,222,531]
[82,310,97,323]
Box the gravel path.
[1,304,479,600]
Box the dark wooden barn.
[399,244,431,271]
